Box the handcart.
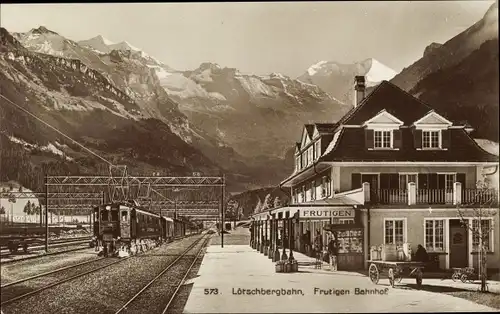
[367,260,426,289]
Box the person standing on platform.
[305,229,311,256]
[314,230,323,265]
[328,232,339,271]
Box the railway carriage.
[93,200,185,257]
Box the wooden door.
[450,224,468,268]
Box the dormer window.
[422,130,440,149]
[363,109,403,150]
[307,147,313,165]
[374,130,392,148]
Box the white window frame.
[422,130,441,149]
[471,218,495,253]
[383,218,407,245]
[399,172,419,190]
[437,172,456,190]
[424,218,445,252]
[374,130,393,149]
[314,140,321,160]
[307,147,313,166]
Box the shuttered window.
[423,130,440,148]
[374,130,392,148]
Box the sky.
[0,1,494,77]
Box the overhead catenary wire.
[0,93,176,204]
[0,94,113,166]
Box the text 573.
[204,288,219,295]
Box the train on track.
[93,200,197,257]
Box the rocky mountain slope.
[391,1,498,92]
[4,26,346,191]
[160,64,350,159]
[0,27,221,193]
[393,1,499,141]
[297,58,397,104]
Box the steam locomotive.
[92,200,187,257]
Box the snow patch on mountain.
[109,41,141,52]
[236,76,275,97]
[8,136,74,161]
[364,58,398,86]
[307,61,328,76]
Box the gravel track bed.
[1,257,117,304]
[119,237,209,314]
[1,245,91,264]
[166,243,207,314]
[1,235,205,314]
[1,248,98,281]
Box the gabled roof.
[304,124,315,137]
[339,81,438,126]
[314,123,338,135]
[413,110,452,126]
[319,128,498,162]
[362,109,404,127]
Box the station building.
[250,76,499,272]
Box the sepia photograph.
[0,1,498,313]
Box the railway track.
[0,234,206,310]
[0,256,128,306]
[114,234,210,314]
[0,240,92,265]
[0,236,92,253]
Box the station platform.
[184,230,498,313]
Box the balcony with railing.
[369,182,498,206]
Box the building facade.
[251,76,499,272]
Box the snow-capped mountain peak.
[97,35,115,45]
[307,60,328,76]
[30,26,58,35]
[109,41,141,52]
[298,58,397,102]
[78,35,116,53]
[361,58,397,85]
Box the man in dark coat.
[414,244,429,263]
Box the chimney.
[353,76,366,107]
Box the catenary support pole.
[221,175,225,248]
[45,175,49,253]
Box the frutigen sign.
[300,208,355,218]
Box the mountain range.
[298,58,398,105]
[391,0,498,141]
[0,1,498,198]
